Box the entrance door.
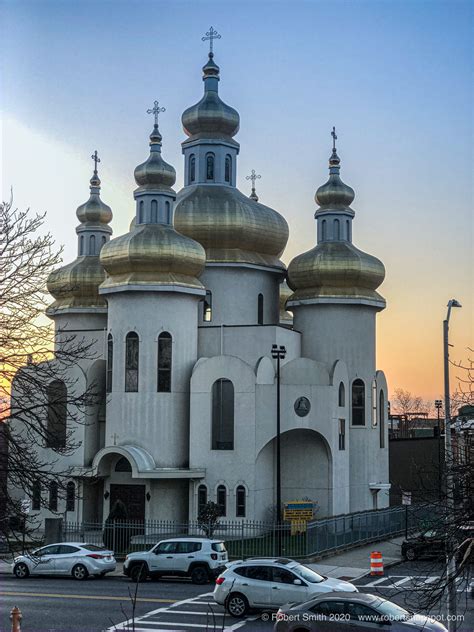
[110,484,146,521]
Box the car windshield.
[82,544,108,551]
[375,599,411,621]
[293,564,324,583]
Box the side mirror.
[293,579,303,585]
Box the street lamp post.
[443,299,461,632]
[272,344,286,556]
[435,399,443,498]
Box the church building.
[16,35,390,525]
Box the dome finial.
[90,150,101,187]
[329,126,341,171]
[202,26,221,59]
[246,169,261,202]
[146,100,166,146]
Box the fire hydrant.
[10,607,22,632]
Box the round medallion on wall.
[294,396,311,417]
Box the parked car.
[123,537,228,584]
[274,592,448,632]
[12,543,116,580]
[402,524,474,561]
[213,557,358,618]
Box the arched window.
[217,485,227,516]
[151,199,158,223]
[212,379,234,450]
[90,234,96,255]
[106,334,113,393]
[32,480,41,511]
[101,235,107,249]
[352,379,365,426]
[165,201,171,223]
[189,154,196,183]
[225,155,231,183]
[321,219,327,241]
[257,293,264,325]
[49,482,58,512]
[346,219,350,241]
[334,219,340,240]
[138,200,144,224]
[197,484,207,515]
[379,390,385,448]
[66,481,75,512]
[115,456,132,472]
[338,382,345,407]
[46,380,67,449]
[125,332,139,392]
[372,379,378,427]
[236,485,246,517]
[203,290,212,322]
[157,332,172,392]
[80,235,84,255]
[206,154,215,180]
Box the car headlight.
[125,555,129,561]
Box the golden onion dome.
[174,184,289,269]
[182,53,240,142]
[47,256,107,311]
[134,124,176,190]
[76,171,113,224]
[99,223,206,291]
[315,149,355,209]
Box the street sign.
[283,501,314,521]
[402,492,412,506]
[20,499,32,514]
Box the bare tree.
[0,196,98,552]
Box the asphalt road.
[0,562,472,632]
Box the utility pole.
[435,399,443,498]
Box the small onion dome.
[182,54,240,141]
[287,241,385,304]
[100,223,206,291]
[76,172,113,225]
[134,125,176,191]
[47,257,107,311]
[315,149,355,209]
[174,185,289,270]
[279,281,293,322]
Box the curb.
[353,559,404,581]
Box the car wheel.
[129,564,148,583]
[190,566,209,585]
[13,563,30,579]
[405,547,417,561]
[72,564,89,580]
[226,593,249,618]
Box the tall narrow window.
[212,379,234,450]
[106,334,113,393]
[101,235,107,249]
[197,484,207,515]
[338,419,346,450]
[225,155,231,183]
[165,201,171,223]
[139,201,144,224]
[32,480,41,510]
[90,234,96,255]
[352,379,365,426]
[151,199,158,223]
[217,485,227,516]
[236,485,246,517]
[346,220,351,241]
[206,154,215,180]
[203,290,212,322]
[379,390,385,448]
[80,235,84,255]
[338,382,345,407]
[321,219,327,241]
[66,481,75,512]
[372,379,378,427]
[334,219,340,240]
[257,293,264,325]
[157,332,172,392]
[125,332,139,392]
[189,154,196,183]
[46,380,67,449]
[49,482,58,512]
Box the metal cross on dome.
[147,100,166,126]
[246,169,261,187]
[202,26,221,55]
[91,150,100,173]
[331,126,337,151]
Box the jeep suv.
[123,538,228,584]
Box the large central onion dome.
[287,136,385,307]
[100,120,206,292]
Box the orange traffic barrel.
[370,551,384,575]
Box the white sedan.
[12,542,116,580]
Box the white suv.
[214,558,358,617]
[124,537,228,584]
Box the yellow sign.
[283,501,314,522]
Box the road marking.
[0,591,175,604]
[424,576,440,584]
[392,576,413,587]
[363,577,389,587]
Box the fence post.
[10,607,22,632]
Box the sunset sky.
[2,0,472,402]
